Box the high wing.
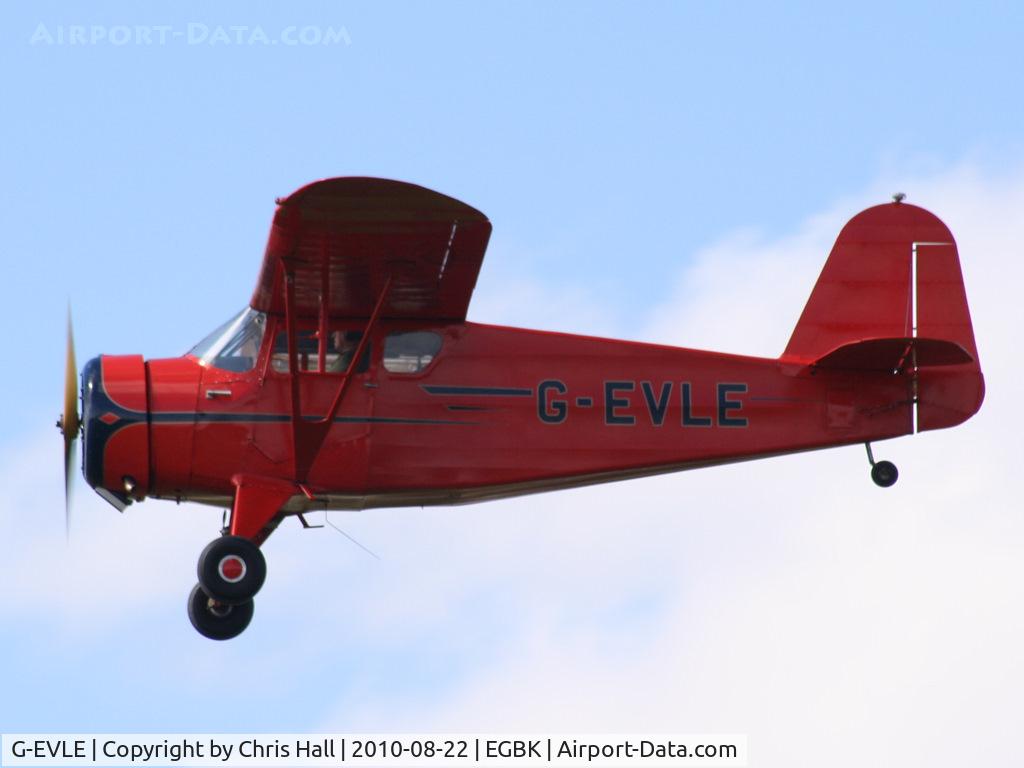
[248,177,491,482]
[250,177,492,320]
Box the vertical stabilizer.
[783,200,983,431]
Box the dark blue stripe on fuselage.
[150,412,286,423]
[422,385,533,396]
[148,412,471,426]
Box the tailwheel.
[870,460,899,488]
[197,535,267,605]
[865,443,898,488]
[187,584,254,640]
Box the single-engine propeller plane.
[58,178,984,639]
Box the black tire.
[871,460,899,488]
[187,583,254,640]
[197,535,267,605]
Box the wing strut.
[320,274,392,427]
[283,262,393,482]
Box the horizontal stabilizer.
[812,337,974,373]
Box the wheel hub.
[218,555,247,583]
[206,598,232,618]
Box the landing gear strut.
[187,476,290,639]
[865,443,898,488]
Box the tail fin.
[783,200,984,431]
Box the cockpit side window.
[383,331,442,373]
[271,329,369,374]
[189,308,267,373]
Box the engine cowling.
[82,355,150,507]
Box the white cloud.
[0,431,216,630]
[3,162,1020,764]
[312,162,1024,767]
[470,241,625,339]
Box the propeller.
[58,306,81,539]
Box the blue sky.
[2,3,1023,765]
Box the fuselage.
[82,316,913,513]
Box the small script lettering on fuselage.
[537,380,748,427]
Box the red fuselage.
[83,318,916,513]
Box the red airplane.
[58,178,984,640]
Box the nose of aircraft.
[81,354,151,510]
[80,356,105,493]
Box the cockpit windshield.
[189,308,267,372]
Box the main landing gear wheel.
[870,460,899,488]
[187,584,254,641]
[197,535,267,605]
[865,443,898,488]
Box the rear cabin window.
[383,331,442,373]
[271,330,369,373]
